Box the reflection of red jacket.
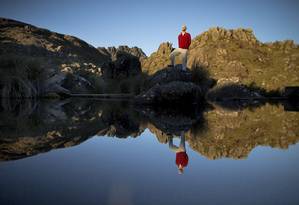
[178,33,191,49]
[176,151,189,167]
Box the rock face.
[141,42,173,74]
[145,65,192,88]
[0,18,112,96]
[97,46,146,79]
[98,45,147,60]
[141,27,299,91]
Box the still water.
[0,99,298,205]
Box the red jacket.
[176,151,189,167]
[178,32,191,49]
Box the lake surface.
[0,99,298,205]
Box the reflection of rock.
[100,109,142,138]
[0,100,144,161]
[186,104,299,159]
[136,104,205,136]
[146,123,171,144]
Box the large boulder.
[145,66,192,88]
[135,65,214,105]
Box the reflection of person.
[168,131,189,174]
[169,25,191,71]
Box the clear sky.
[1,0,298,55]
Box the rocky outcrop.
[141,27,299,91]
[141,42,173,74]
[145,65,192,88]
[97,46,146,79]
[98,45,147,60]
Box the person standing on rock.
[168,131,189,174]
[169,25,191,71]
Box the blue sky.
[1,0,298,55]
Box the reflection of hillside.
[186,104,299,159]
[0,99,144,161]
[0,99,298,161]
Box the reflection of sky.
[0,130,299,205]
[0,0,299,55]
